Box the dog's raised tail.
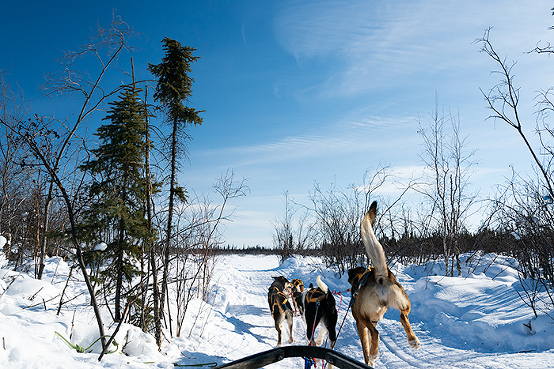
[315,275,329,294]
[361,201,388,281]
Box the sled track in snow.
[379,333,425,368]
[376,318,428,369]
[378,318,491,369]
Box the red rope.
[328,289,352,352]
[307,288,353,369]
[332,290,344,313]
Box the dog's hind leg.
[275,320,283,346]
[400,308,420,349]
[306,323,315,345]
[354,319,373,366]
[305,310,316,345]
[326,319,337,349]
[273,310,285,346]
[314,323,326,346]
[367,322,380,366]
[286,311,294,343]
[275,326,282,345]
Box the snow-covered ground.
[0,253,553,368]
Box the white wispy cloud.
[274,0,554,98]
[196,114,420,169]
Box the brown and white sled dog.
[293,276,337,348]
[268,276,294,345]
[268,276,303,345]
[291,278,305,293]
[348,201,420,367]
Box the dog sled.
[214,345,373,369]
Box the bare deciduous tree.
[272,191,315,262]
[307,166,402,275]
[170,170,248,337]
[477,26,554,319]
[1,15,138,352]
[418,103,477,276]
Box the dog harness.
[291,279,305,292]
[269,289,292,312]
[350,267,373,306]
[305,288,326,304]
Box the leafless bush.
[272,191,315,263]
[168,170,247,337]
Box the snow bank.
[1,253,553,368]
[405,254,554,353]
[0,256,173,369]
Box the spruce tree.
[148,37,203,320]
[81,86,150,322]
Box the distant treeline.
[210,226,517,261]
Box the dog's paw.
[367,353,378,367]
[409,338,421,349]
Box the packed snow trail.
[179,255,554,369]
[1,253,554,368]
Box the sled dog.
[293,276,337,347]
[348,201,420,366]
[268,276,295,345]
[291,278,305,293]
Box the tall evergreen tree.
[148,37,203,320]
[81,86,150,322]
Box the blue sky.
[2,0,554,247]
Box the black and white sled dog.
[293,276,337,347]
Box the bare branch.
[476,27,554,199]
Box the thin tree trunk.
[34,192,41,278]
[144,87,162,349]
[24,138,108,350]
[443,236,450,277]
[160,117,178,337]
[37,181,54,280]
[115,165,129,322]
[115,220,125,322]
[140,240,147,331]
